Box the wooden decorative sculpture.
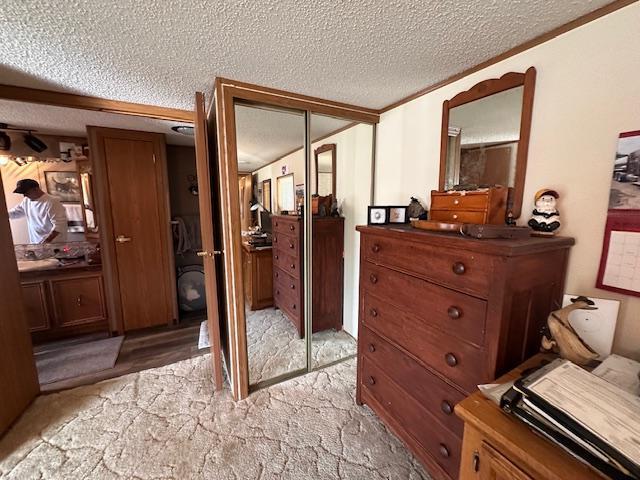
[541,296,599,366]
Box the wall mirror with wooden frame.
[314,143,336,197]
[440,67,536,220]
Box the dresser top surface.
[356,225,574,257]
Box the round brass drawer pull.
[372,244,380,253]
[445,353,458,367]
[447,306,461,319]
[441,401,453,415]
[369,274,378,284]
[368,376,376,386]
[439,444,450,458]
[368,344,376,353]
[369,308,378,317]
[452,262,466,275]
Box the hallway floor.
[0,356,428,480]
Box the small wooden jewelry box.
[430,186,508,225]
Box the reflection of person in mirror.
[8,179,68,244]
[528,189,561,233]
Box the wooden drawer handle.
[274,236,278,243]
[453,199,460,205]
[275,254,279,260]
[289,225,295,231]
[445,353,458,367]
[275,272,279,278]
[276,289,280,295]
[369,308,378,318]
[368,344,376,353]
[290,284,295,290]
[439,444,450,459]
[290,264,295,269]
[76,295,83,306]
[367,376,376,386]
[288,242,294,249]
[369,274,378,284]
[292,304,296,310]
[371,244,380,253]
[472,451,480,472]
[441,400,453,415]
[452,262,466,275]
[447,306,461,319]
[275,221,279,227]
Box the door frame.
[87,127,178,334]
[213,77,379,400]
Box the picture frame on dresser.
[368,206,388,225]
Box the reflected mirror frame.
[438,67,536,220]
[314,143,336,196]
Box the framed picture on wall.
[44,171,81,202]
[262,179,272,211]
[277,173,295,213]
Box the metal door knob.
[116,235,132,243]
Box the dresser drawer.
[431,192,492,211]
[430,209,487,224]
[362,263,486,347]
[273,249,301,279]
[363,235,493,297]
[361,356,461,479]
[361,326,465,437]
[273,267,301,299]
[273,231,300,257]
[362,294,487,393]
[273,216,300,235]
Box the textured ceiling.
[0,99,194,146]
[0,0,613,111]
[235,105,351,172]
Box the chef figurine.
[528,189,561,234]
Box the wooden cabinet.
[272,215,344,337]
[20,266,109,343]
[355,226,574,480]
[456,354,602,480]
[242,244,273,310]
[430,187,508,225]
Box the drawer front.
[362,293,487,393]
[273,216,300,235]
[431,193,489,211]
[363,234,492,297]
[361,356,461,478]
[273,267,302,303]
[361,326,465,437]
[430,209,487,224]
[273,249,301,279]
[51,275,106,327]
[273,232,300,257]
[21,282,50,332]
[362,263,486,347]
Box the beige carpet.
[35,336,124,385]
[246,308,357,384]
[0,356,428,480]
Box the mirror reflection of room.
[1,99,207,391]
[310,114,373,369]
[445,85,523,190]
[234,102,308,387]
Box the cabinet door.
[480,442,533,480]
[51,275,107,327]
[21,282,50,332]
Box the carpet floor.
[245,308,357,384]
[0,356,428,480]
[35,336,125,385]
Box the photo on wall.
[609,130,640,209]
[45,171,81,202]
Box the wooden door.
[88,127,176,332]
[0,174,39,435]
[194,92,224,390]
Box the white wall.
[253,123,374,338]
[375,3,640,359]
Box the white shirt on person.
[8,193,68,244]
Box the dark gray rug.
[36,336,124,385]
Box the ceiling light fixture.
[171,125,195,136]
[23,131,48,153]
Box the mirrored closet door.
[234,101,309,388]
[308,114,374,369]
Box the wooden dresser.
[241,243,273,310]
[355,226,574,480]
[455,353,602,480]
[272,214,344,337]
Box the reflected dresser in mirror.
[355,225,573,480]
